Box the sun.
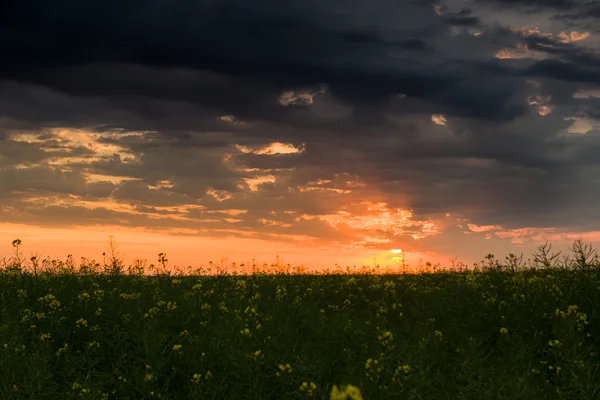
[390,249,403,254]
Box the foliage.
[0,239,599,399]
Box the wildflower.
[567,305,579,315]
[330,384,363,400]
[172,344,183,353]
[40,333,52,342]
[144,373,154,382]
[500,327,508,334]
[77,292,91,302]
[53,342,68,355]
[396,365,411,374]
[276,363,292,376]
[299,381,318,395]
[191,374,202,385]
[218,302,229,312]
[144,307,160,319]
[76,318,88,328]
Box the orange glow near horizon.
[0,222,446,274]
[4,127,599,275]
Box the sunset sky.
[1,0,600,271]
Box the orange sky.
[2,8,600,272]
[0,222,450,274]
[1,127,600,273]
[2,217,599,274]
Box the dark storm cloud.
[0,0,537,123]
[554,3,600,20]
[480,0,576,8]
[443,9,481,26]
[1,0,600,251]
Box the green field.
[1,240,600,399]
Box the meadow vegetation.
[1,238,600,399]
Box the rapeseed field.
[1,239,599,399]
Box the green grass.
[1,240,600,399]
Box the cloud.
[1,0,600,262]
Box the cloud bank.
[2,0,600,264]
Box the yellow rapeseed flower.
[299,381,318,395]
[191,374,202,385]
[276,363,292,376]
[76,318,88,328]
[330,384,363,400]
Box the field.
[1,240,600,399]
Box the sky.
[1,0,600,272]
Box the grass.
[1,239,600,399]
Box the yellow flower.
[330,384,363,400]
[191,374,202,385]
[396,365,411,374]
[299,381,318,395]
[76,318,88,328]
[500,327,508,334]
[276,363,292,376]
[251,349,263,360]
[172,344,183,352]
[87,341,100,349]
[56,343,69,356]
